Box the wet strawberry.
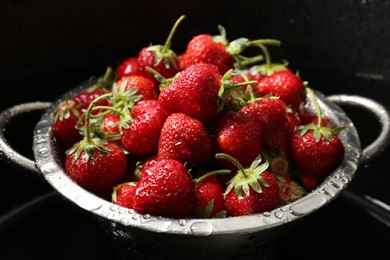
[290,88,345,190]
[66,141,128,197]
[115,75,159,101]
[74,87,109,110]
[65,97,128,197]
[275,175,306,205]
[158,63,222,123]
[158,113,213,166]
[213,111,262,167]
[121,99,169,156]
[112,182,137,209]
[136,15,185,84]
[179,25,251,75]
[194,171,228,218]
[217,153,280,216]
[133,159,195,218]
[255,70,306,110]
[115,56,138,80]
[52,99,83,148]
[241,96,289,149]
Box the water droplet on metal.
[274,210,284,219]
[75,194,102,211]
[110,204,120,212]
[190,221,213,236]
[178,219,186,226]
[119,218,130,225]
[290,194,327,216]
[38,147,49,156]
[143,214,151,220]
[40,162,58,175]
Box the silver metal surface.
[0,83,389,259]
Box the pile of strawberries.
[52,15,345,219]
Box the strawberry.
[136,15,185,84]
[275,175,306,205]
[74,87,109,110]
[132,159,195,218]
[254,70,306,110]
[194,171,228,218]
[246,40,306,110]
[157,113,213,166]
[240,96,289,149]
[290,88,345,190]
[286,110,302,139]
[73,67,113,110]
[213,110,262,167]
[52,98,83,148]
[133,155,159,180]
[121,99,169,156]
[115,75,159,101]
[179,25,252,75]
[102,112,122,142]
[158,63,222,123]
[115,56,138,80]
[217,153,280,216]
[112,182,137,209]
[65,96,128,197]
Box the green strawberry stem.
[235,55,264,68]
[146,66,178,90]
[216,153,270,198]
[84,93,114,141]
[245,39,281,48]
[215,153,248,178]
[195,169,232,184]
[97,67,114,89]
[299,87,346,142]
[305,87,322,128]
[257,43,272,68]
[162,15,186,54]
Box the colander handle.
[0,102,52,174]
[327,94,390,165]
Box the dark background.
[0,0,389,259]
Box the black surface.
[0,191,388,260]
[1,0,390,259]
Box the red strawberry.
[115,75,159,101]
[179,34,234,75]
[73,67,113,110]
[157,113,213,166]
[112,182,137,209]
[179,25,252,75]
[136,15,185,84]
[290,88,345,190]
[65,95,128,197]
[134,155,159,180]
[290,130,344,189]
[66,142,128,197]
[158,63,222,123]
[115,57,138,80]
[275,175,306,205]
[286,111,302,139]
[121,99,169,156]
[102,112,121,142]
[254,70,306,110]
[132,159,195,218]
[217,153,280,216]
[73,86,109,110]
[240,96,289,149]
[299,112,331,127]
[194,171,228,218]
[213,111,262,167]
[52,99,83,148]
